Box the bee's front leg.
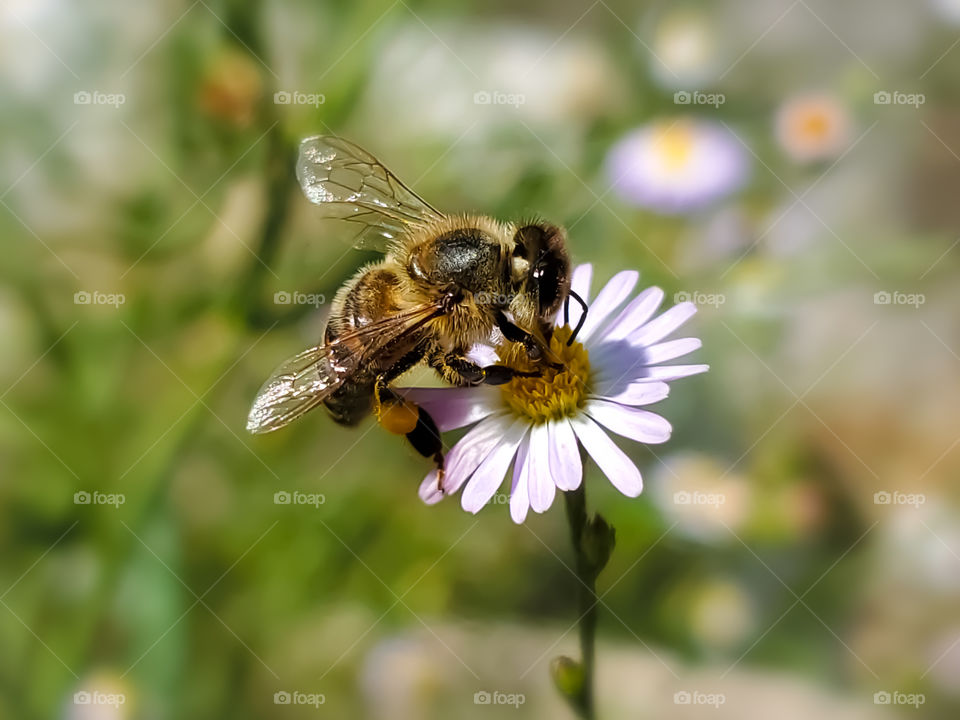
[493,310,564,371]
[427,347,537,387]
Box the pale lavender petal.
[418,470,444,505]
[643,337,702,364]
[642,364,710,381]
[630,302,697,347]
[441,412,511,495]
[510,439,531,523]
[560,264,593,329]
[594,380,670,407]
[467,343,499,367]
[401,386,499,431]
[597,287,665,343]
[586,398,672,444]
[577,270,639,341]
[548,419,582,491]
[570,415,643,497]
[527,423,557,513]
[461,421,528,513]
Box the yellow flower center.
[497,326,592,424]
[655,122,695,173]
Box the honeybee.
[246,136,586,475]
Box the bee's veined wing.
[246,300,446,434]
[296,135,445,252]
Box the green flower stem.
[564,483,597,719]
[559,481,615,719]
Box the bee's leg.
[427,346,538,387]
[372,351,445,478]
[493,310,564,370]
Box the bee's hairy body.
[323,215,544,425]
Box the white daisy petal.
[560,263,594,329]
[570,415,643,497]
[527,423,557,513]
[461,421,527,513]
[402,386,499,431]
[586,398,672,444]
[467,343,499,367]
[442,412,511,495]
[577,270,639,341]
[595,380,670,407]
[630,302,698,347]
[643,337,703,365]
[642,364,710,381]
[418,470,444,505]
[597,286,664,343]
[548,419,582,491]
[510,439,531,524]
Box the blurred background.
[1,0,958,717]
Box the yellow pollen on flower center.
[497,326,592,424]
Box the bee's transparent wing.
[296,135,445,252]
[246,300,445,433]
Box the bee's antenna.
[566,290,588,346]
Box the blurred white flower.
[650,9,718,88]
[774,93,851,163]
[606,119,749,214]
[651,452,752,541]
[689,578,756,652]
[930,0,960,23]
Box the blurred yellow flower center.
[656,123,695,172]
[800,111,830,139]
[497,326,591,424]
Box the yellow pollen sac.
[497,326,591,424]
[378,398,419,435]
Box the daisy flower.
[605,119,749,214]
[402,264,708,523]
[774,93,851,163]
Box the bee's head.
[509,222,571,330]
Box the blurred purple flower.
[605,119,749,214]
[403,264,708,523]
